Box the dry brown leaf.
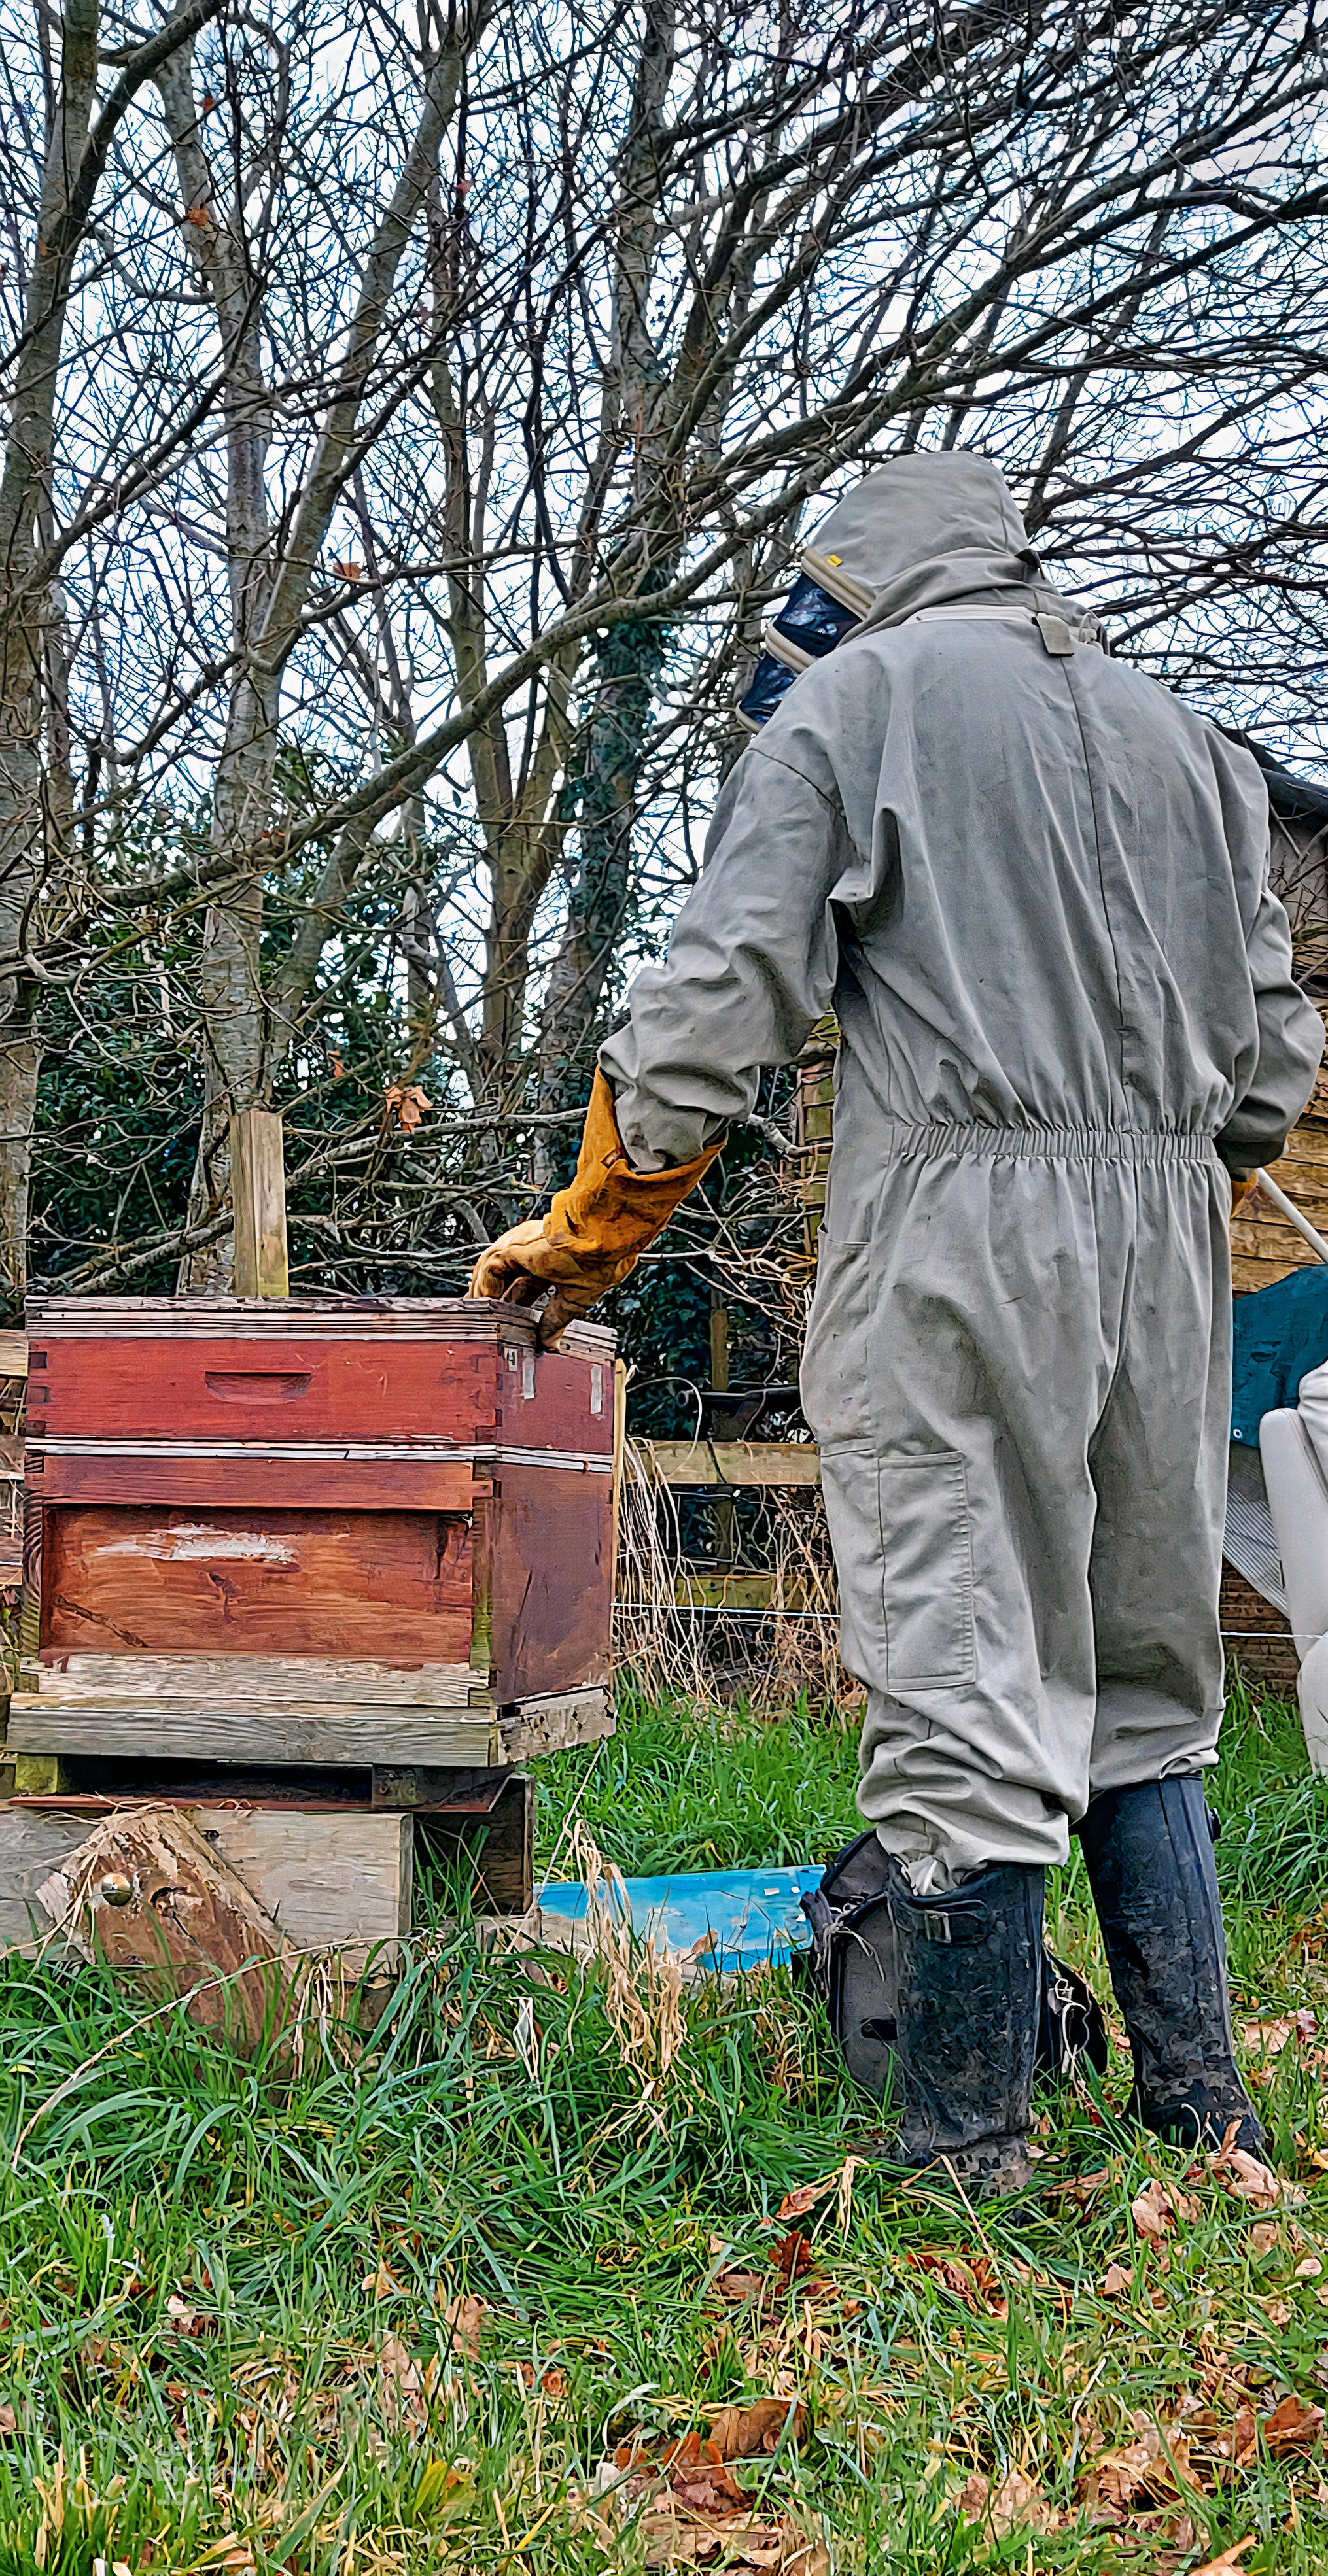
[768,2231,827,2295]
[1102,2262,1134,2295]
[774,2182,823,2222]
[1085,2424,1190,2513]
[707,2398,807,2459]
[364,2257,407,2299]
[1262,2390,1325,2455]
[0,2402,14,2434]
[954,2466,1051,2535]
[438,2292,486,2360]
[1263,2297,1293,2326]
[165,2292,214,2335]
[383,1081,432,1133]
[1249,2221,1280,2254]
[638,2502,826,2572]
[713,2262,769,2305]
[1208,2134,1301,2210]
[1297,2254,1323,2278]
[1130,2178,1198,2242]
[377,2333,427,2431]
[1190,2542,1256,2576]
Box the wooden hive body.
[12,1295,616,1771]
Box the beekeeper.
[470,452,1322,2196]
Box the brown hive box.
[10,1295,616,1773]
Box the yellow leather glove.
[1230,1171,1260,1214]
[468,1070,724,1347]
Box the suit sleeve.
[1215,878,1323,1174]
[599,732,854,1169]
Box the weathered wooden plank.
[230,1108,290,1299]
[632,1437,822,1489]
[7,1687,609,1766]
[33,1652,485,1704]
[7,1704,506,1764]
[43,1505,474,1660]
[0,1803,410,1969]
[489,1467,612,1700]
[0,1331,27,1377]
[28,1451,478,1511]
[495,1687,613,1762]
[198,1808,410,1963]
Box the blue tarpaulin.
[1231,1263,1328,1444]
[538,1866,822,1972]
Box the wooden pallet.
[0,1771,536,1963]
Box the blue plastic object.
[537,1865,824,1972]
[1231,1262,1328,1443]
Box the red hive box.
[12,1296,617,1776]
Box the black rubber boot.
[801,1830,1045,2198]
[1077,1777,1263,2157]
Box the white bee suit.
[601,455,1323,1883]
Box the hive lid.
[25,1294,617,1356]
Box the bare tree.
[1,0,1325,1320]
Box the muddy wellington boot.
[1076,1777,1264,2157]
[801,1830,1044,2198]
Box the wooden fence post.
[230,1108,289,1298]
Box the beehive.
[10,1295,616,1773]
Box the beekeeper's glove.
[1230,1171,1260,1214]
[468,1070,722,1347]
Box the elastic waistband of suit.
[879,1120,1217,1166]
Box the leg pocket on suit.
[879,1452,976,1688]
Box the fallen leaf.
[164,2292,213,2335]
[437,2292,485,2360]
[1208,2135,1302,2210]
[1264,2297,1293,2326]
[991,2466,1051,2535]
[1190,2542,1256,2576]
[1085,2424,1190,2513]
[1102,2262,1134,2295]
[671,2458,747,2513]
[955,2472,988,2520]
[1262,2390,1325,2455]
[707,2398,807,2458]
[1243,2016,1297,2055]
[1249,2221,1280,2254]
[1130,2178,1198,2242]
[376,2339,423,2431]
[713,2261,769,2304]
[768,2231,826,2294]
[774,2182,823,2222]
[364,2257,407,2299]
[519,2360,568,2398]
[1297,2255,1323,2278]
[0,2402,14,2433]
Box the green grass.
[2,1677,1328,2571]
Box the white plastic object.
[1261,1360,1328,1774]
[1253,1167,1328,1264]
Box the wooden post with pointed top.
[230,1108,289,1298]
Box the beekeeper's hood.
[737,451,1100,732]
[803,451,1083,634]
